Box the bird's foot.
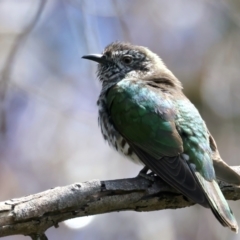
[137,166,155,182]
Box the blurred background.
[0,0,240,239]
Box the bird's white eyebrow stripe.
[122,50,129,54]
[113,50,146,61]
[114,50,130,56]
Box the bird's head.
[82,42,181,90]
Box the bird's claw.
[137,166,156,181]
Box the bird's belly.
[98,107,142,164]
[115,136,142,164]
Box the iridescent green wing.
[107,80,183,157]
[107,79,209,206]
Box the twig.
[0,0,47,135]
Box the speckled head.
[82,42,181,90]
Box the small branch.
[0,167,240,238]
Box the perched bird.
[82,42,240,232]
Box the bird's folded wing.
[107,81,209,206]
[131,145,209,207]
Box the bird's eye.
[122,55,133,65]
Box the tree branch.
[0,166,240,239]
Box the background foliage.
[1,0,240,239]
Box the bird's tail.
[195,172,238,233]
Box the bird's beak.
[82,54,106,64]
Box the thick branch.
[0,167,240,239]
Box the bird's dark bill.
[82,54,105,64]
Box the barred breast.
[97,95,141,164]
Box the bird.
[82,42,240,232]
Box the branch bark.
[0,167,240,239]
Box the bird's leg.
[137,166,155,181]
[139,166,149,175]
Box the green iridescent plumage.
[82,42,240,232]
[106,79,216,206]
[107,79,182,157]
